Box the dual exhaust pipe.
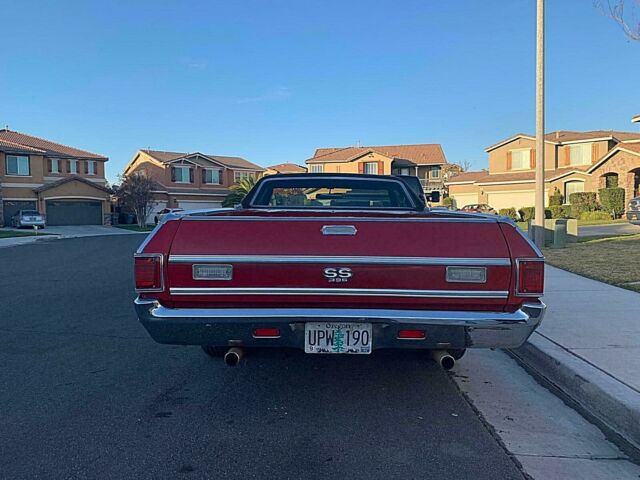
[222,346,455,370]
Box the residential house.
[446,130,640,210]
[0,129,110,226]
[123,149,264,222]
[305,144,452,195]
[264,163,307,175]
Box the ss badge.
[323,267,353,283]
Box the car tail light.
[516,259,544,296]
[253,328,280,338]
[134,254,164,292]
[398,329,426,339]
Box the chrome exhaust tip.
[431,350,455,370]
[223,347,243,367]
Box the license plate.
[304,322,372,354]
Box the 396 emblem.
[323,267,353,283]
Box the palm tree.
[223,176,258,207]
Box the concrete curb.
[511,332,640,453]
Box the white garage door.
[452,193,478,209]
[146,201,167,225]
[177,201,223,212]
[486,190,549,211]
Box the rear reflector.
[253,328,280,338]
[134,254,163,292]
[517,259,544,296]
[398,329,426,339]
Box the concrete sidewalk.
[0,226,143,248]
[513,266,640,452]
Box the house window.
[6,155,30,176]
[363,162,379,175]
[510,149,530,170]
[70,160,78,174]
[564,180,585,204]
[309,164,324,173]
[430,166,441,179]
[569,144,591,166]
[50,158,60,173]
[234,171,254,183]
[173,166,191,183]
[204,169,221,184]
[87,161,96,175]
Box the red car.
[134,174,545,369]
[461,203,497,215]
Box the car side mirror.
[429,191,440,203]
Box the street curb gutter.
[510,332,640,453]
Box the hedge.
[549,189,563,206]
[599,187,625,218]
[579,211,612,221]
[568,192,599,216]
[498,207,518,220]
[442,196,454,207]
[518,206,552,221]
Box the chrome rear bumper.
[134,298,545,350]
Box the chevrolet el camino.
[134,174,545,369]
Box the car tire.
[201,345,227,357]
[447,349,466,360]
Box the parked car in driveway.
[627,197,640,225]
[461,204,497,215]
[11,210,46,228]
[134,173,545,370]
[154,208,184,224]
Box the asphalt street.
[0,235,526,480]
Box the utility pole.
[533,0,545,247]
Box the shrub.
[549,188,563,206]
[599,187,625,218]
[442,196,454,208]
[498,207,518,220]
[518,206,552,221]
[548,205,563,218]
[568,192,599,215]
[579,211,612,221]
[561,205,574,218]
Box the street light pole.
[534,0,545,247]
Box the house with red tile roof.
[264,163,307,175]
[446,130,640,211]
[0,129,111,226]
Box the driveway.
[579,222,640,237]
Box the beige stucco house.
[123,149,264,222]
[263,163,307,175]
[0,129,111,226]
[446,131,640,210]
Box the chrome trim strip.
[134,253,165,293]
[168,255,511,266]
[168,287,509,298]
[180,215,497,223]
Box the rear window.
[248,177,416,210]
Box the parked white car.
[154,208,184,224]
[12,210,46,228]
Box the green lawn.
[0,230,52,239]
[114,224,155,232]
[543,234,640,293]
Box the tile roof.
[142,149,264,171]
[445,171,489,183]
[307,144,447,165]
[446,167,590,185]
[618,142,640,154]
[33,175,112,193]
[266,163,308,173]
[0,129,107,159]
[0,138,46,154]
[486,130,640,151]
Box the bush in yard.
[561,205,574,218]
[579,211,612,221]
[442,196,454,208]
[549,188,563,206]
[599,187,625,218]
[548,205,564,218]
[498,207,518,220]
[568,192,599,216]
[518,206,552,221]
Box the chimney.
[555,131,560,140]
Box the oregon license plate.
[304,322,372,354]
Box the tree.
[223,176,258,207]
[595,0,640,40]
[117,173,158,228]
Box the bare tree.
[117,173,158,228]
[454,160,473,172]
[595,0,640,40]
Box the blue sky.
[1,0,639,183]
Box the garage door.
[45,200,102,226]
[2,200,37,227]
[451,193,478,209]
[485,190,548,211]
[177,201,222,211]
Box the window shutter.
[506,151,512,170]
[171,167,176,182]
[202,169,207,184]
[67,160,71,173]
[377,161,384,174]
[563,147,571,166]
[530,149,536,169]
[591,143,599,163]
[358,162,365,174]
[189,168,194,183]
[47,158,52,173]
[84,161,89,174]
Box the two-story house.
[0,129,111,226]
[305,144,451,195]
[123,149,264,222]
[446,130,640,210]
